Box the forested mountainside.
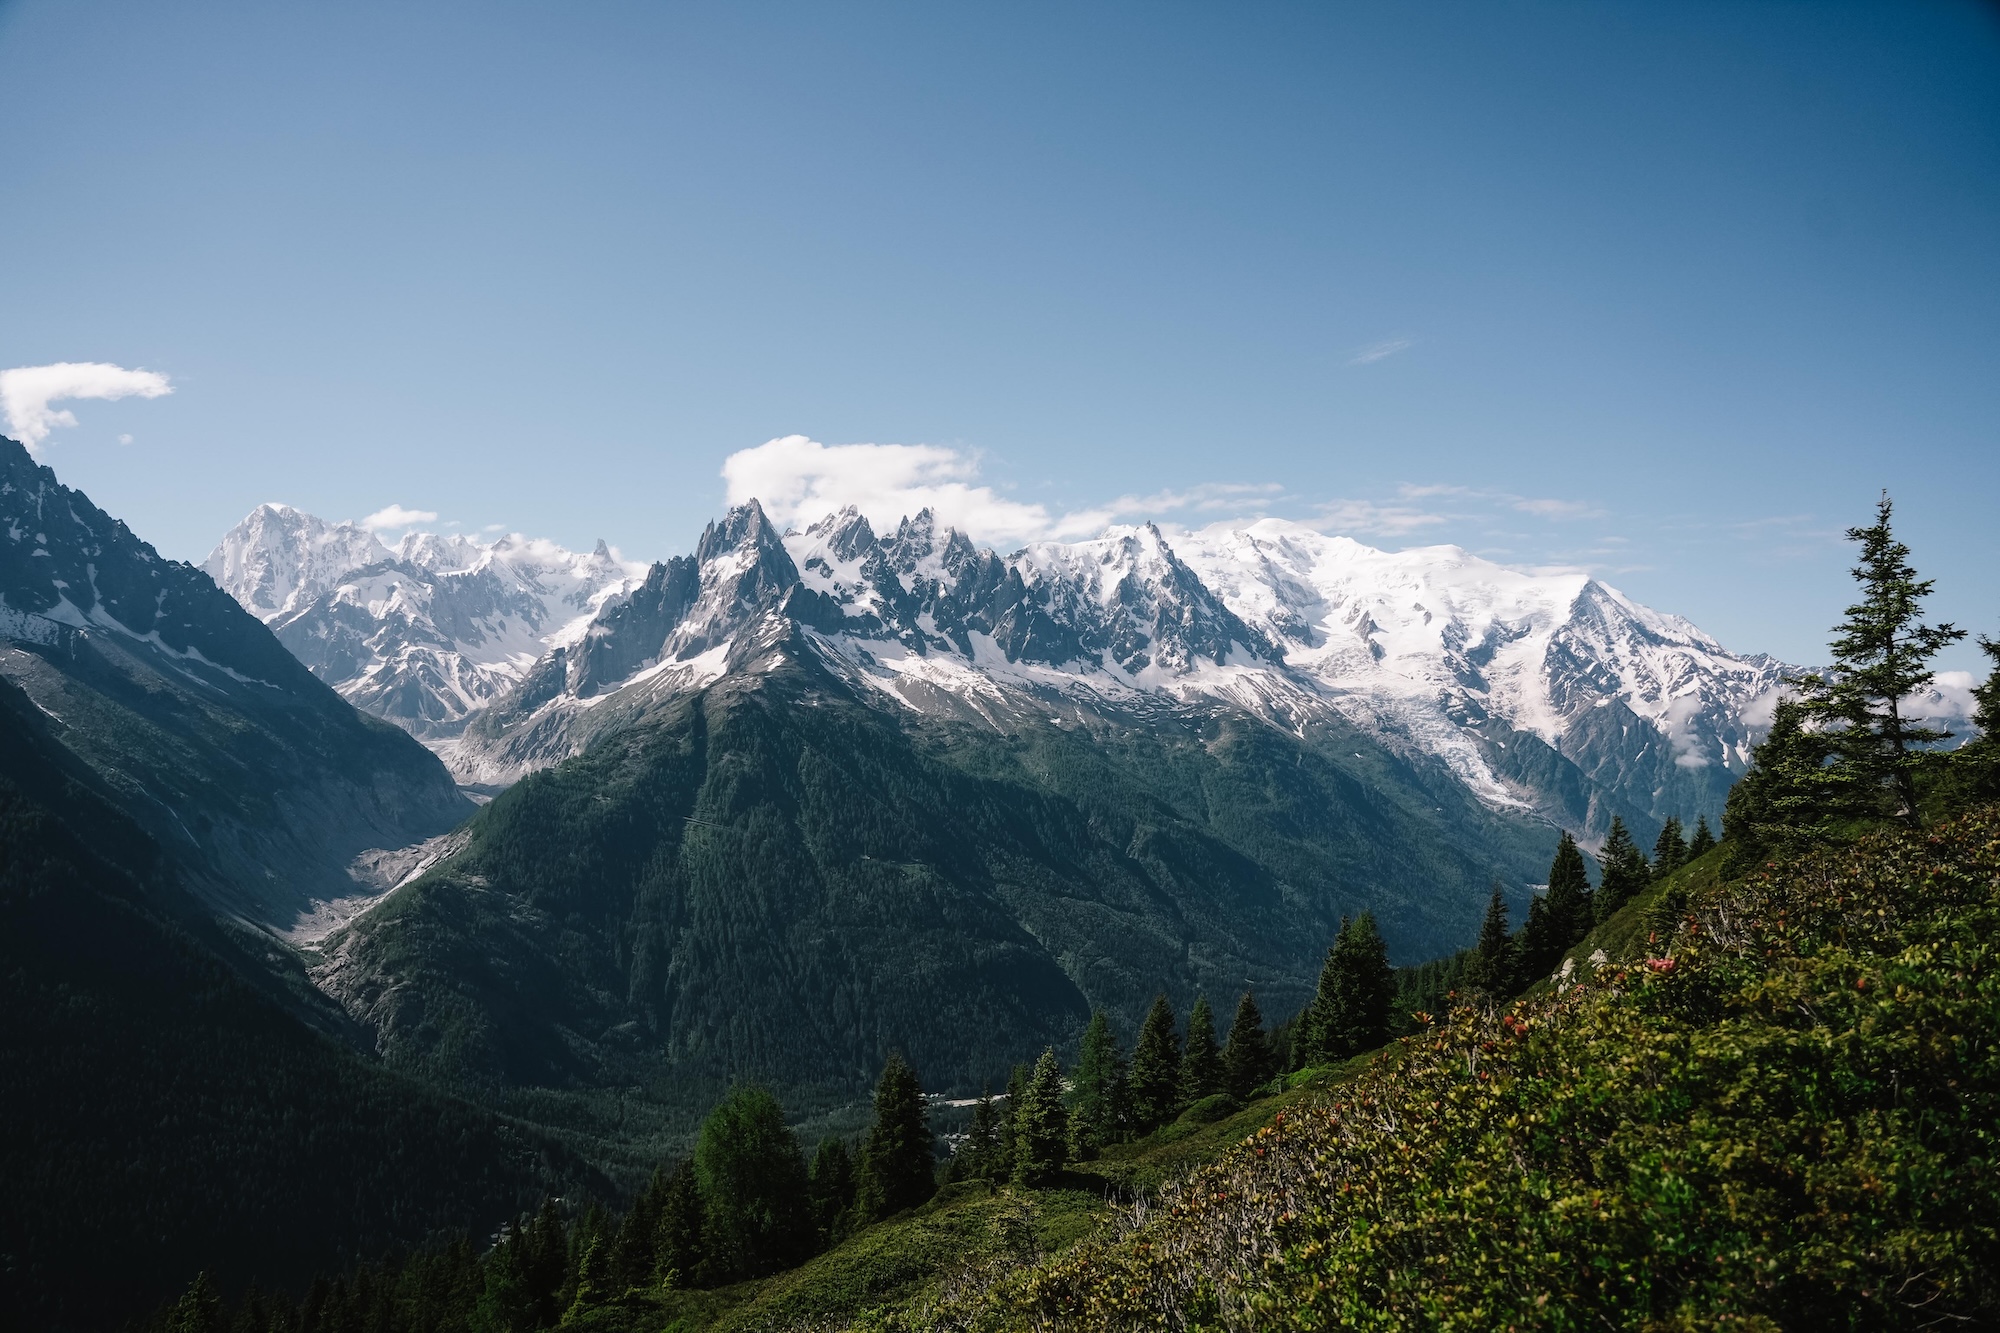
[0,674,601,1333]
[0,436,471,936]
[153,739,2000,1333]
[313,609,1552,1120]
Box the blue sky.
[2,0,1995,670]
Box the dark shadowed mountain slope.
[0,436,471,936]
[0,675,601,1333]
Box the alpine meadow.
[2,4,1995,1330]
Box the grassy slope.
[553,1066,1372,1333]
[887,809,2000,1331]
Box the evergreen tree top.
[1548,831,1591,894]
[1973,635,2000,739]
[1790,493,1964,819]
[1651,816,1686,873]
[1824,494,1964,700]
[1688,814,1717,857]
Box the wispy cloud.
[0,362,173,455]
[361,504,439,533]
[1510,496,1604,519]
[1107,481,1284,516]
[1312,498,1450,536]
[722,435,1283,546]
[1349,336,1416,366]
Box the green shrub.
[1174,1094,1241,1127]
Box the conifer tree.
[1067,1012,1129,1159]
[1951,635,2000,798]
[1521,831,1592,979]
[1594,816,1649,924]
[1221,991,1273,1098]
[654,1159,705,1289]
[1178,996,1226,1104]
[525,1198,569,1325]
[1650,816,1687,877]
[1797,493,1964,820]
[1687,814,1716,858]
[1546,831,1595,942]
[564,1235,610,1319]
[854,1052,935,1222]
[475,1222,536,1328]
[998,1062,1028,1166]
[1465,884,1515,998]
[1012,1048,1070,1186]
[1302,913,1394,1063]
[611,1169,662,1292]
[1974,636,2000,739]
[807,1138,856,1245]
[1724,697,1842,867]
[955,1087,1004,1182]
[165,1272,224,1333]
[693,1087,813,1281]
[1128,994,1183,1131]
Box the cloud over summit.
[0,362,173,455]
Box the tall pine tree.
[1651,816,1687,877]
[1952,635,2000,800]
[1798,493,1964,820]
[1687,814,1716,858]
[1011,1049,1069,1187]
[1300,913,1393,1064]
[1724,697,1842,867]
[1464,884,1515,998]
[655,1159,705,1289]
[1067,1012,1129,1159]
[1221,991,1273,1098]
[807,1138,856,1246]
[854,1052,935,1222]
[1128,994,1183,1131]
[1594,816,1649,924]
[1974,636,2000,738]
[1178,996,1226,1104]
[1520,831,1593,979]
[998,1062,1028,1166]
[954,1088,1005,1183]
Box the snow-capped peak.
[204,504,645,739]
[202,503,393,620]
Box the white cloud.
[1511,496,1603,519]
[1313,498,1448,537]
[1349,336,1416,366]
[0,362,173,455]
[722,435,1128,545]
[360,504,439,533]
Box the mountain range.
[203,503,644,756]
[209,496,1801,844]
[7,432,1985,1326]
[194,494,1843,1119]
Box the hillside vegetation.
[874,808,1999,1330]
